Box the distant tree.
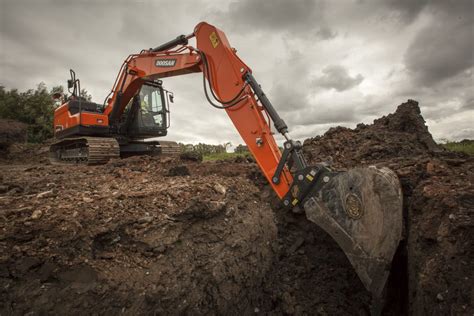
[0,83,65,143]
[178,142,229,155]
[80,88,92,101]
[0,86,22,120]
[235,144,249,153]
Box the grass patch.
[203,152,250,161]
[441,140,474,155]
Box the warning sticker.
[209,32,219,48]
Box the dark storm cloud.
[462,96,474,110]
[337,0,429,30]
[382,0,429,24]
[270,83,308,112]
[0,0,200,96]
[291,105,358,126]
[266,50,313,113]
[0,0,124,93]
[270,83,359,127]
[403,0,474,86]
[267,55,360,127]
[313,65,364,92]
[1,0,472,144]
[209,0,336,39]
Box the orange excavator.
[51,22,403,305]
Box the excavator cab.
[121,81,170,138]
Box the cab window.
[139,84,165,128]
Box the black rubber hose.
[199,51,247,109]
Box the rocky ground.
[0,100,472,315]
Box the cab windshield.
[139,84,164,128]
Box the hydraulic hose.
[199,51,247,109]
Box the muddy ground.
[0,100,473,315]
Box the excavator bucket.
[302,166,403,297]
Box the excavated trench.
[302,100,473,315]
[1,100,472,315]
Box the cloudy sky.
[1,0,473,146]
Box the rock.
[437,293,444,301]
[291,205,304,214]
[83,197,94,203]
[36,146,50,155]
[153,245,166,253]
[160,157,173,163]
[31,209,43,219]
[138,216,154,223]
[209,200,226,212]
[213,183,226,195]
[167,165,190,177]
[180,151,203,162]
[287,237,305,254]
[7,187,21,195]
[37,190,54,198]
[233,155,246,163]
[0,184,9,193]
[426,161,435,174]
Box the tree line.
[178,142,248,156]
[0,83,91,143]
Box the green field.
[441,140,474,155]
[203,152,250,161]
[202,139,474,161]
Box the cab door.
[122,82,168,138]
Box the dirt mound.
[0,119,27,151]
[0,117,49,164]
[304,100,443,168]
[0,142,50,164]
[0,100,472,315]
[303,100,473,314]
[0,157,276,315]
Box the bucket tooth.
[303,166,403,297]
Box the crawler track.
[157,140,181,156]
[49,137,120,165]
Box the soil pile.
[303,100,442,168]
[0,157,276,315]
[303,100,473,315]
[0,118,50,164]
[0,119,27,152]
[0,142,50,164]
[0,100,472,315]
